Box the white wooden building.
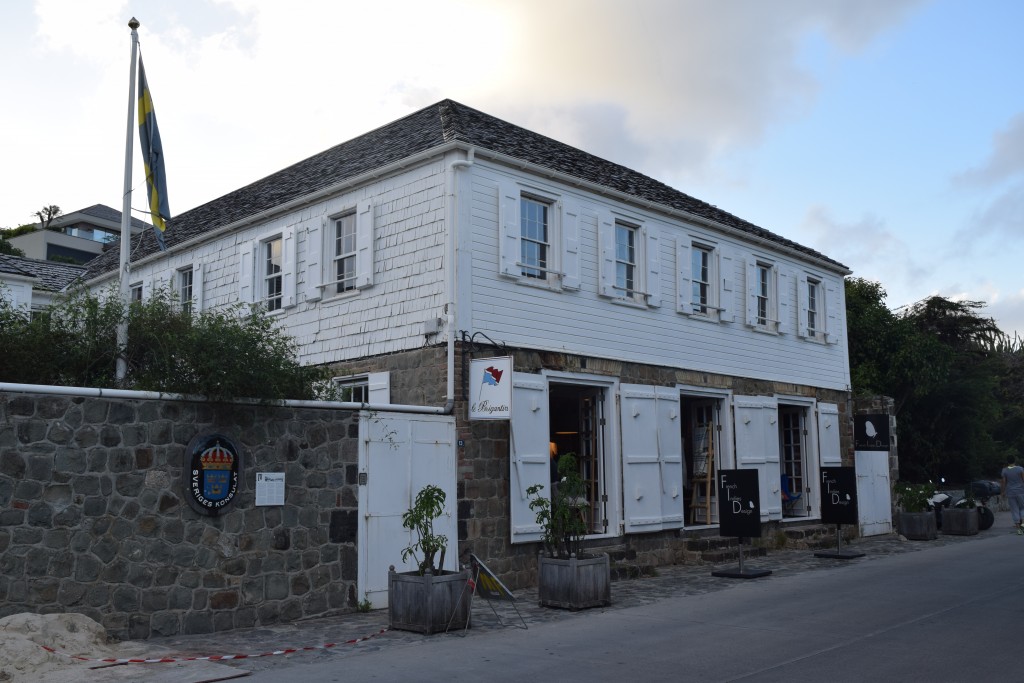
[82,100,854,576]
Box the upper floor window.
[520,196,550,279]
[597,212,660,307]
[498,182,579,290]
[332,212,358,294]
[691,245,712,315]
[130,282,143,303]
[745,258,776,331]
[304,199,373,303]
[615,221,638,298]
[178,266,194,314]
[756,263,770,327]
[798,273,832,342]
[264,236,283,311]
[806,278,820,335]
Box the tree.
[0,285,334,402]
[34,205,62,231]
[846,278,1011,482]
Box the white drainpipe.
[444,147,475,412]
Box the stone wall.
[0,390,360,640]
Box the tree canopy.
[846,277,1020,483]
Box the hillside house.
[82,100,853,583]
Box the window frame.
[677,239,728,321]
[177,266,194,314]
[307,199,373,303]
[262,235,284,312]
[798,273,830,342]
[332,371,391,405]
[499,181,577,291]
[745,258,778,332]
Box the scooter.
[930,478,995,531]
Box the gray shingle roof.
[84,99,846,280]
[0,254,86,292]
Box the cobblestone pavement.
[136,513,1013,677]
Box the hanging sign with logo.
[469,356,512,420]
[854,414,890,451]
[185,433,242,516]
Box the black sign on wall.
[820,467,859,526]
[184,433,242,516]
[717,469,761,538]
[854,414,889,451]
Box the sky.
[2,0,1022,338]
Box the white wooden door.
[733,395,782,521]
[509,373,550,543]
[856,450,893,536]
[358,412,457,608]
[620,384,684,533]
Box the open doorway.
[779,405,810,518]
[548,384,608,535]
[682,397,722,526]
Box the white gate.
[357,412,457,608]
[855,450,893,536]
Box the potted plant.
[941,488,979,536]
[895,482,937,540]
[527,453,610,610]
[388,484,471,634]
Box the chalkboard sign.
[717,469,761,538]
[820,467,859,525]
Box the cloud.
[955,112,1024,187]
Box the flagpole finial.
[129,17,140,30]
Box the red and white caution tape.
[40,626,389,664]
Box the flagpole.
[116,17,140,383]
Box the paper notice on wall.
[255,472,285,506]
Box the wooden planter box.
[898,511,937,540]
[941,507,979,536]
[388,567,471,634]
[538,553,611,610]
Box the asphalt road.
[243,531,1024,683]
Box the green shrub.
[0,284,333,402]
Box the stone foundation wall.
[0,391,360,640]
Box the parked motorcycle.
[927,478,995,531]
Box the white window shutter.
[281,225,297,308]
[825,280,841,344]
[719,250,733,322]
[192,262,204,312]
[305,217,322,303]
[142,278,153,300]
[561,200,580,290]
[656,386,684,529]
[817,402,842,465]
[797,274,809,338]
[367,371,390,405]
[777,267,790,335]
[733,395,781,520]
[620,384,685,533]
[355,199,374,290]
[744,259,757,327]
[498,180,521,279]
[510,373,549,543]
[239,242,255,304]
[645,227,661,308]
[676,238,693,315]
[597,210,616,298]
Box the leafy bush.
[0,284,333,402]
[894,482,933,513]
[527,453,589,559]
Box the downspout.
[444,147,475,414]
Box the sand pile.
[0,612,138,683]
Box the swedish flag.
[137,57,170,250]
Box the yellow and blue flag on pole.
[137,57,170,250]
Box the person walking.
[1001,456,1024,534]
